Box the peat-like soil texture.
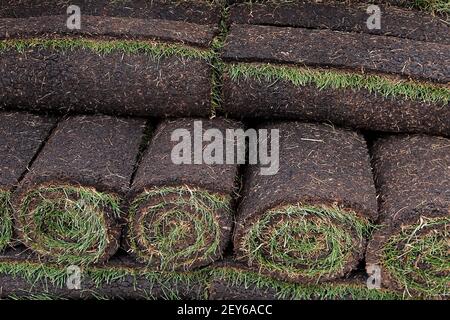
[234,122,378,283]
[0,0,223,117]
[221,4,450,135]
[126,118,240,271]
[0,112,57,251]
[13,115,145,265]
[367,134,450,298]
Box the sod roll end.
[234,122,377,283]
[127,118,241,271]
[13,115,145,266]
[14,183,122,266]
[128,185,233,271]
[368,134,450,298]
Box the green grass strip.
[238,204,373,280]
[227,63,450,105]
[17,185,121,266]
[0,38,215,62]
[212,267,402,300]
[129,186,232,270]
[0,261,211,300]
[0,191,13,251]
[411,0,450,15]
[382,216,449,298]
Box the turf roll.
[13,115,146,265]
[223,24,449,83]
[367,134,450,298]
[229,1,449,43]
[234,122,377,283]
[221,64,449,135]
[127,118,240,271]
[0,1,220,117]
[0,112,57,251]
[208,260,400,300]
[0,249,209,300]
[0,0,222,25]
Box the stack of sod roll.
[0,0,448,300]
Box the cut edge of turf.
[128,185,232,271]
[0,38,216,62]
[226,63,450,105]
[0,191,13,251]
[238,203,374,281]
[381,216,449,298]
[0,260,211,300]
[17,184,122,266]
[238,0,450,15]
[211,267,403,300]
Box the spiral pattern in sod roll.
[16,185,121,265]
[236,203,373,282]
[128,186,233,271]
[381,216,449,297]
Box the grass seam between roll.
[227,63,450,105]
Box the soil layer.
[222,24,450,83]
[229,2,449,44]
[0,16,217,47]
[0,0,222,25]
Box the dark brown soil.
[127,118,242,270]
[233,121,378,282]
[371,134,450,226]
[132,118,241,195]
[0,48,212,117]
[366,134,450,292]
[0,0,222,25]
[229,2,449,44]
[0,16,217,47]
[222,24,450,83]
[0,112,57,191]
[222,73,450,136]
[13,115,146,263]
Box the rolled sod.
[229,1,449,44]
[221,63,450,136]
[127,118,240,271]
[0,249,209,300]
[13,115,146,265]
[0,39,215,117]
[233,122,377,283]
[222,24,450,83]
[0,0,222,25]
[208,261,401,300]
[367,134,450,298]
[0,112,57,251]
